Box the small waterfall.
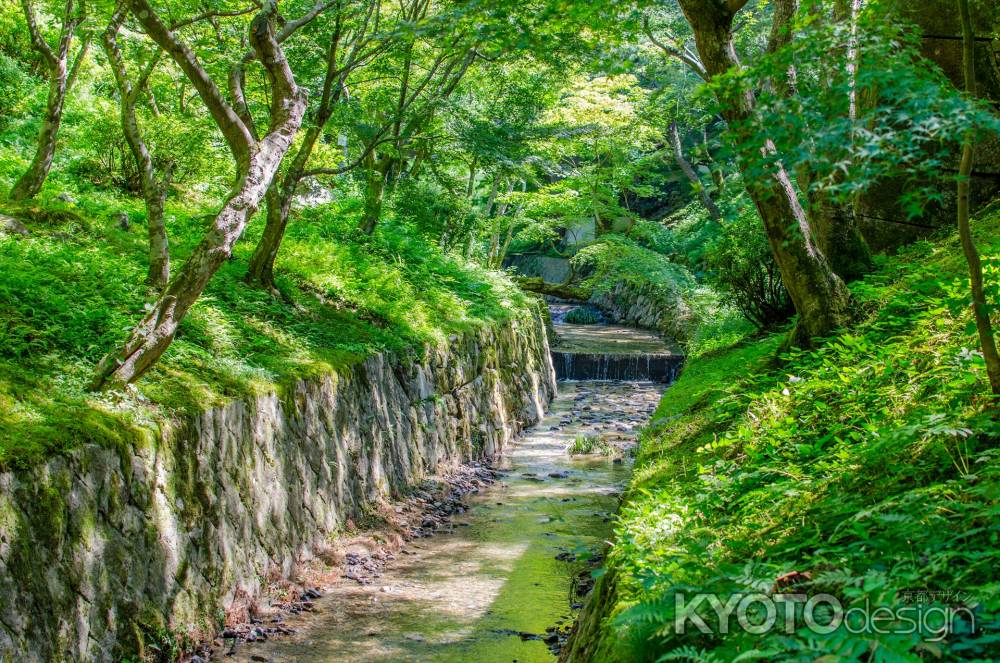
[547,303,684,384]
[551,350,683,383]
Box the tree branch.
[250,0,301,130]
[127,0,254,163]
[20,0,56,65]
[228,0,334,140]
[168,5,260,31]
[643,16,707,80]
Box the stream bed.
[230,380,662,663]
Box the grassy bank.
[0,160,529,469]
[584,207,1000,661]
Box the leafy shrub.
[564,307,601,324]
[574,234,695,298]
[627,219,676,256]
[567,434,613,455]
[391,178,476,251]
[705,205,793,329]
[0,53,33,128]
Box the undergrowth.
[0,148,529,469]
[593,206,1000,661]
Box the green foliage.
[713,1,1000,217]
[564,307,601,324]
[627,218,677,256]
[574,234,695,297]
[594,211,1000,661]
[0,169,529,468]
[705,203,793,330]
[567,434,614,456]
[0,53,34,128]
[680,293,757,360]
[391,177,475,247]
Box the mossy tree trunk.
[102,9,172,290]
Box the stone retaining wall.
[0,305,556,662]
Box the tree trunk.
[703,125,725,189]
[10,69,69,200]
[144,175,171,288]
[103,17,171,289]
[360,160,389,234]
[91,0,308,389]
[91,139,303,389]
[808,194,871,282]
[807,0,871,282]
[246,183,294,290]
[670,121,722,222]
[10,0,88,201]
[957,0,1000,395]
[678,0,849,345]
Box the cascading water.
[553,350,682,382]
[549,305,683,383]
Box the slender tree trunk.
[245,124,323,288]
[703,125,725,189]
[678,0,849,345]
[493,224,515,269]
[246,184,294,290]
[144,178,171,288]
[103,17,171,289]
[11,69,69,200]
[10,0,88,201]
[91,0,308,389]
[360,159,389,234]
[670,121,721,222]
[957,0,1000,395]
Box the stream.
[229,380,662,663]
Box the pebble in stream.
[227,381,662,663]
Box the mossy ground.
[594,206,1000,661]
[0,149,529,469]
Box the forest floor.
[0,177,528,469]
[582,204,1000,661]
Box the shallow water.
[230,381,661,663]
[554,323,680,356]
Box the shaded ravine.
[230,381,662,662]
